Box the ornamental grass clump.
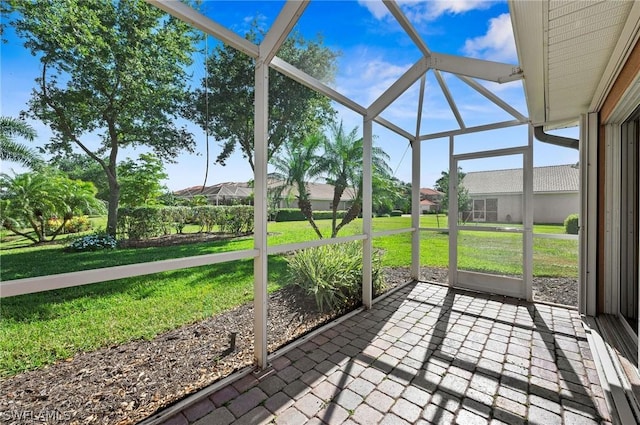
[66,233,117,252]
[287,241,385,312]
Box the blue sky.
[1,0,578,191]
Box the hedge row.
[275,208,346,222]
[117,205,254,240]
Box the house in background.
[419,188,443,213]
[174,182,253,205]
[174,180,354,211]
[461,164,579,224]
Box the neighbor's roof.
[510,1,639,128]
[420,188,443,196]
[461,164,579,195]
[173,182,252,199]
[174,181,355,202]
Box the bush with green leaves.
[218,205,254,235]
[192,205,220,232]
[275,208,346,222]
[287,241,385,312]
[163,206,191,234]
[117,206,165,240]
[66,233,117,252]
[564,213,579,235]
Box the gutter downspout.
[534,126,579,150]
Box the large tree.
[0,116,41,168]
[319,121,391,237]
[9,0,200,236]
[189,23,338,170]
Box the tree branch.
[40,61,110,175]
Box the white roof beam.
[430,52,523,83]
[434,70,465,129]
[147,0,259,58]
[260,1,309,64]
[374,116,414,141]
[415,75,426,139]
[270,57,367,115]
[148,1,368,117]
[383,0,431,57]
[457,75,528,122]
[367,56,430,119]
[420,120,524,141]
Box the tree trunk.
[106,173,120,237]
[330,186,345,238]
[333,200,362,237]
[3,223,38,243]
[37,216,46,242]
[298,198,323,239]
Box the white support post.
[411,138,421,280]
[523,126,534,301]
[448,136,457,287]
[411,76,426,281]
[362,118,373,309]
[604,124,621,315]
[579,112,599,316]
[253,61,269,369]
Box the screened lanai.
[2,0,639,424]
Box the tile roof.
[420,188,443,196]
[461,164,579,194]
[174,181,355,202]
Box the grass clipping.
[287,241,386,312]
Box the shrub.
[65,215,92,233]
[44,217,63,236]
[275,208,347,222]
[45,215,92,235]
[220,205,254,234]
[66,233,117,252]
[117,207,165,240]
[275,208,306,222]
[192,205,222,232]
[160,206,191,234]
[564,213,579,234]
[287,242,385,312]
[390,210,403,217]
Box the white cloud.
[463,13,516,63]
[358,0,496,22]
[336,50,411,106]
[357,0,389,20]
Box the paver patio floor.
[160,281,611,425]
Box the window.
[472,198,498,222]
[473,199,485,221]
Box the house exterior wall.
[533,193,580,224]
[469,192,579,224]
[469,194,522,223]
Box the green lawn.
[0,216,575,376]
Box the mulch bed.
[0,262,577,425]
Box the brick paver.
[161,282,610,425]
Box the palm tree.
[0,116,41,168]
[318,121,392,237]
[270,133,326,238]
[0,169,105,243]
